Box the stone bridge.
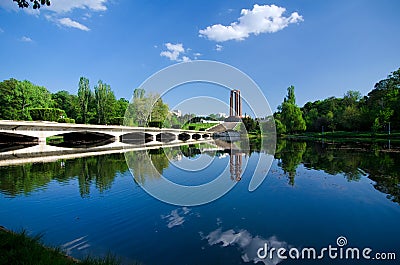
[0,120,212,142]
[0,120,214,156]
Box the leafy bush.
[109,117,124,125]
[29,108,66,122]
[148,121,163,128]
[58,117,75,123]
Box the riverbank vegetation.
[274,68,400,136]
[1,67,398,134]
[0,227,124,265]
[0,77,129,125]
[0,78,210,129]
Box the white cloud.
[199,4,303,42]
[20,36,33,42]
[0,0,37,15]
[82,13,92,20]
[203,228,289,265]
[46,0,107,14]
[215,44,223,51]
[0,0,108,31]
[181,56,191,62]
[160,43,192,62]
[193,52,202,59]
[57,17,90,31]
[46,1,108,30]
[0,1,18,11]
[0,27,4,33]
[0,0,107,14]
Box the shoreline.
[0,226,128,265]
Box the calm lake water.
[0,139,399,265]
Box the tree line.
[274,68,400,134]
[0,77,130,125]
[0,76,224,129]
[273,139,400,204]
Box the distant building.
[170,109,182,117]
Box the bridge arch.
[178,133,190,141]
[0,131,38,144]
[192,133,201,140]
[156,132,176,143]
[48,131,115,148]
[120,132,154,145]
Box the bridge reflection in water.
[0,137,246,185]
[0,120,215,166]
[0,121,249,185]
[0,140,252,201]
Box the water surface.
[0,140,399,264]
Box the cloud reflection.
[62,235,90,255]
[161,207,191,228]
[203,228,288,265]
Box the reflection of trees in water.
[274,139,400,204]
[67,155,128,197]
[362,152,399,204]
[179,144,201,158]
[0,163,57,197]
[275,140,306,185]
[3,140,399,205]
[302,142,364,181]
[245,135,275,156]
[0,154,128,198]
[125,148,170,185]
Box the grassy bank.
[181,122,218,131]
[282,131,400,143]
[0,227,124,265]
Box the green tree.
[365,68,400,131]
[0,78,20,120]
[242,116,259,133]
[94,80,116,124]
[129,88,151,126]
[52,90,80,121]
[303,107,319,131]
[78,77,91,124]
[150,98,169,124]
[133,88,145,99]
[0,79,53,120]
[279,86,306,133]
[341,105,361,130]
[286,85,296,105]
[274,117,286,135]
[124,88,169,127]
[115,98,129,117]
[339,90,362,130]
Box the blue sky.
[1,0,400,115]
